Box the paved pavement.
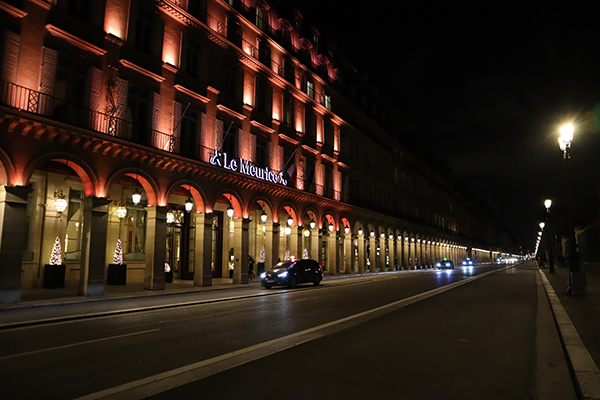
[1,263,599,399]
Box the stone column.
[369,235,377,273]
[194,212,213,287]
[144,206,167,290]
[265,222,278,269]
[388,237,395,270]
[343,233,352,273]
[357,235,365,273]
[396,237,402,270]
[403,238,409,269]
[310,227,319,260]
[327,230,337,275]
[379,237,387,272]
[290,225,302,259]
[0,186,32,303]
[233,218,249,284]
[78,197,110,296]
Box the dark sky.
[286,0,600,252]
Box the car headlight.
[278,271,288,278]
[260,272,266,279]
[462,261,466,265]
[436,263,441,267]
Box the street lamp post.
[558,124,585,295]
[543,200,555,273]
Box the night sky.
[285,0,600,252]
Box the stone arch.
[302,207,319,228]
[104,168,160,206]
[279,203,299,226]
[249,196,275,222]
[323,213,336,231]
[165,180,207,213]
[23,153,99,197]
[213,189,244,218]
[341,217,351,234]
[0,147,16,186]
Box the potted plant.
[107,239,127,285]
[43,236,66,289]
[257,245,266,275]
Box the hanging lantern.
[329,223,334,232]
[303,229,310,237]
[309,220,316,230]
[358,228,363,236]
[166,210,175,224]
[184,197,194,213]
[261,211,267,223]
[132,188,142,206]
[287,215,294,226]
[227,205,234,218]
[345,227,350,234]
[53,190,67,214]
[116,202,127,219]
[370,230,375,237]
[380,232,385,239]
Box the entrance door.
[211,211,223,278]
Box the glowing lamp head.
[310,220,316,230]
[345,227,350,234]
[329,223,334,232]
[166,210,175,224]
[116,204,127,219]
[132,188,142,206]
[358,228,363,236]
[285,227,291,235]
[544,199,552,211]
[539,222,545,229]
[559,124,574,143]
[53,189,67,213]
[287,215,294,226]
[184,197,194,213]
[370,230,375,238]
[227,205,234,218]
[380,232,385,239]
[261,211,268,223]
[304,229,310,237]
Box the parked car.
[436,259,454,269]
[261,259,323,289]
[462,258,474,266]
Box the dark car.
[261,259,323,289]
[435,259,454,269]
[462,258,474,266]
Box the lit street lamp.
[558,124,584,294]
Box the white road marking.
[0,329,160,361]
[74,267,507,400]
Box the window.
[255,78,266,112]
[185,37,201,77]
[283,92,292,126]
[125,207,146,254]
[135,9,154,53]
[222,125,238,158]
[324,94,331,110]
[68,0,91,22]
[225,63,237,96]
[256,136,268,167]
[256,8,267,31]
[188,0,206,22]
[64,189,83,260]
[306,80,314,98]
[54,55,88,125]
[125,85,151,143]
[180,108,199,158]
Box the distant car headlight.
[260,272,266,279]
[436,263,441,267]
[462,261,467,265]
[278,271,288,278]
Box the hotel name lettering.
[209,149,288,186]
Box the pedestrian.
[248,255,255,280]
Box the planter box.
[43,264,65,289]
[165,270,173,283]
[257,262,265,276]
[107,264,127,285]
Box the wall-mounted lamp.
[345,227,350,234]
[115,201,127,219]
[54,189,68,213]
[304,229,311,237]
[166,210,175,224]
[287,215,294,226]
[370,230,375,238]
[358,228,363,236]
[329,223,334,232]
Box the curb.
[538,269,600,400]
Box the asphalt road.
[0,264,572,400]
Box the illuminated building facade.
[0,0,517,302]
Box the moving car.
[261,259,323,289]
[436,259,454,269]
[462,258,474,266]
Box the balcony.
[0,79,211,162]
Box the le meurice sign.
[209,149,288,186]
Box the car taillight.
[318,264,322,269]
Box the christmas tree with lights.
[49,236,62,265]
[259,245,266,263]
[113,239,123,265]
[284,249,290,261]
[303,248,308,259]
